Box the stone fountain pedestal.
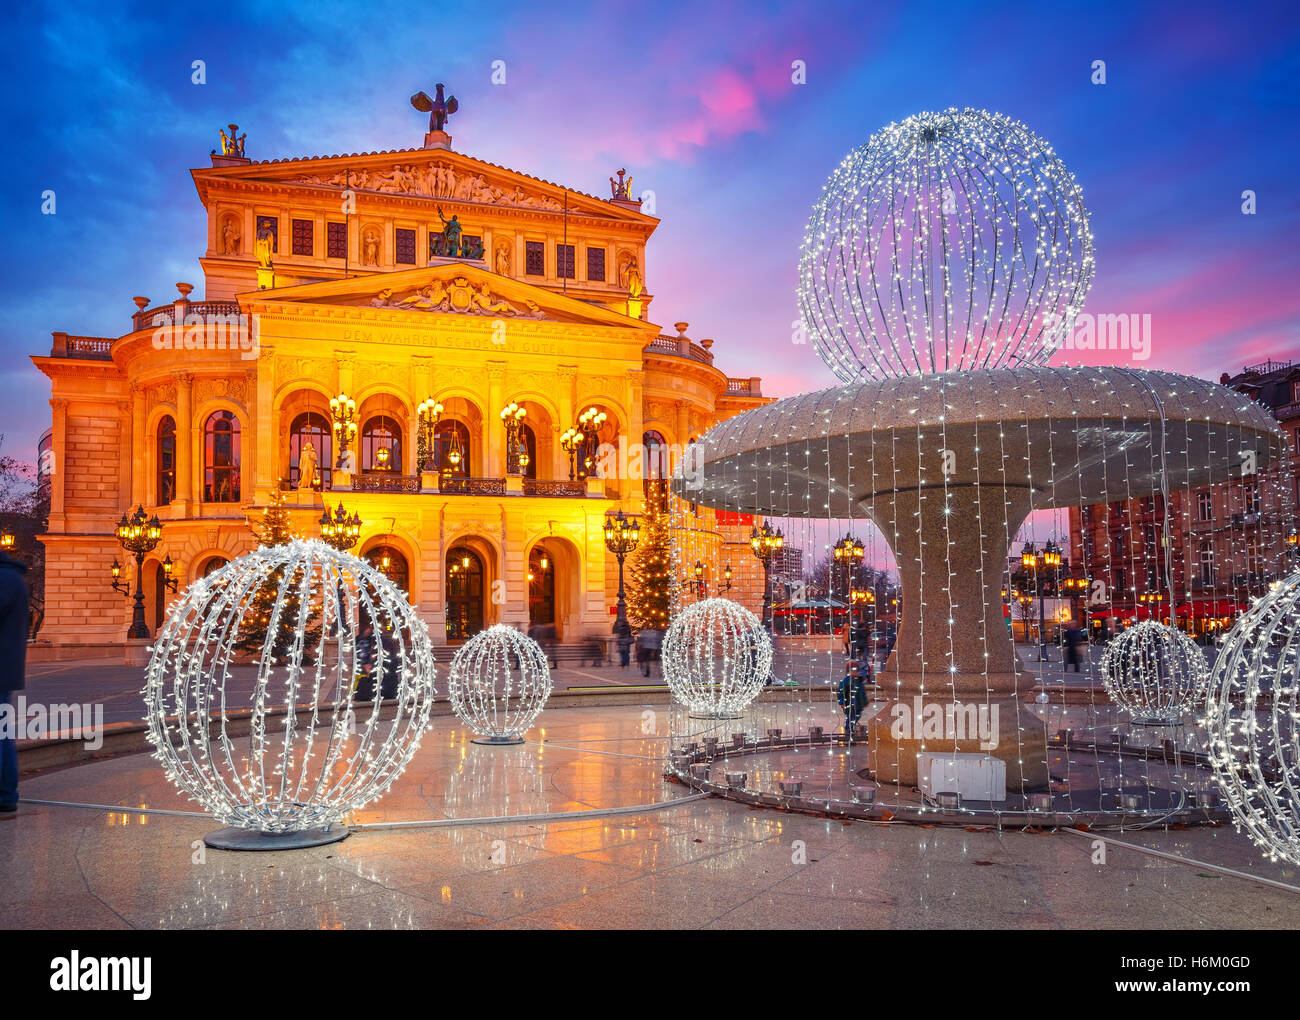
[677,365,1287,795]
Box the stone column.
[49,398,68,532]
[557,366,577,479]
[130,384,146,507]
[253,352,275,503]
[862,483,1049,791]
[176,373,194,509]
[486,362,506,477]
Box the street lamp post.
[319,503,362,552]
[112,505,164,639]
[603,509,640,630]
[833,534,865,646]
[716,562,733,597]
[1021,539,1062,660]
[750,522,784,632]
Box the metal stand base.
[1130,717,1182,728]
[688,711,744,720]
[472,735,525,745]
[204,825,350,851]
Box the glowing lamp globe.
[1099,620,1210,725]
[144,539,437,849]
[1205,574,1300,864]
[662,598,773,718]
[799,107,1094,382]
[448,624,553,745]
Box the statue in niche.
[297,441,318,491]
[221,217,240,255]
[363,228,380,265]
[495,242,511,276]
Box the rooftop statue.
[410,84,459,133]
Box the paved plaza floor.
[3,701,1297,929]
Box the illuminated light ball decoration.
[663,597,773,719]
[448,624,553,745]
[1098,620,1210,725]
[1205,573,1300,864]
[144,539,437,849]
[798,107,1095,382]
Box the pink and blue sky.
[2,0,1298,462]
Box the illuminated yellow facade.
[33,122,767,651]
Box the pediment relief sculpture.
[369,277,547,318]
[292,163,565,210]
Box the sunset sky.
[2,0,1298,464]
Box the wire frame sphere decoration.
[663,597,774,718]
[1205,573,1300,864]
[144,538,437,849]
[799,107,1095,382]
[448,624,553,745]
[1098,620,1210,726]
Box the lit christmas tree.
[235,482,319,662]
[626,482,673,631]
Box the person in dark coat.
[837,661,869,731]
[613,618,633,669]
[0,552,29,812]
[1063,626,1084,673]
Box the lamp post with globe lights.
[112,505,164,639]
[501,401,528,476]
[329,392,357,471]
[603,509,640,631]
[319,504,362,552]
[416,397,444,474]
[750,522,784,632]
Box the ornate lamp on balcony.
[750,522,784,631]
[111,505,164,639]
[501,401,527,475]
[417,397,444,474]
[0,527,14,552]
[329,392,358,467]
[319,503,362,552]
[603,509,641,630]
[577,405,607,478]
[559,425,583,480]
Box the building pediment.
[195,148,653,225]
[240,262,657,331]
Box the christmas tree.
[626,481,673,631]
[235,482,320,662]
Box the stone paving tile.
[7,703,1300,929]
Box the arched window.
[643,430,668,496]
[289,411,332,490]
[366,546,409,592]
[521,423,538,479]
[433,420,470,475]
[201,556,228,577]
[362,415,402,473]
[157,416,176,506]
[203,411,241,503]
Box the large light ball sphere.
[1099,620,1210,724]
[662,598,773,717]
[799,107,1095,383]
[1205,574,1300,864]
[144,538,437,833]
[448,624,553,742]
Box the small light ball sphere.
[1205,574,1300,864]
[1099,620,1209,724]
[663,598,773,717]
[799,107,1094,383]
[144,538,437,833]
[448,624,553,741]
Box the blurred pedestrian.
[0,549,30,813]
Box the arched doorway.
[366,545,410,592]
[446,546,485,640]
[528,546,556,630]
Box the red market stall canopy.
[1176,599,1246,618]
